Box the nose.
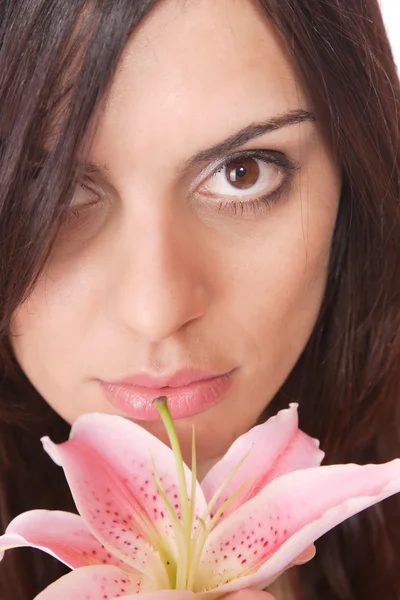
[109,209,209,343]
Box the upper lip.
[103,369,230,389]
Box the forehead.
[94,0,308,172]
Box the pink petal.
[34,565,148,599]
[0,510,126,570]
[201,404,323,522]
[42,413,205,576]
[199,459,400,594]
[42,438,165,581]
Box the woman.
[0,0,399,598]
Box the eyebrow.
[184,108,316,169]
[30,108,315,178]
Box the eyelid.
[192,148,300,219]
[74,174,104,199]
[192,148,299,192]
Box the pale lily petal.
[122,592,224,600]
[201,404,324,522]
[121,591,225,600]
[42,435,167,583]
[0,533,26,562]
[34,565,149,599]
[198,460,400,594]
[0,510,126,569]
[122,592,196,600]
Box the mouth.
[99,369,234,421]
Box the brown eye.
[225,158,260,189]
[199,156,283,201]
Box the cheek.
[10,282,111,426]
[10,238,100,358]
[10,271,88,399]
[220,182,339,371]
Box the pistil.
[153,397,194,588]
[153,396,252,593]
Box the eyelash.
[198,149,299,217]
[24,162,103,225]
[68,187,104,221]
[43,148,300,225]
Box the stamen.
[188,449,251,567]
[203,449,251,522]
[188,482,250,589]
[209,480,251,529]
[190,426,197,537]
[151,457,183,588]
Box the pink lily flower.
[2,401,400,600]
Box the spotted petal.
[198,460,400,594]
[42,414,206,581]
[42,441,165,583]
[0,510,126,569]
[34,565,149,599]
[201,404,324,522]
[123,592,196,600]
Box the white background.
[380,0,400,69]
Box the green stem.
[153,397,193,589]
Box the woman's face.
[11,0,341,472]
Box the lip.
[100,369,234,421]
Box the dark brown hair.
[0,1,399,599]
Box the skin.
[9,1,338,595]
[12,0,340,499]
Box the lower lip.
[100,374,233,421]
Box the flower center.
[153,397,251,592]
